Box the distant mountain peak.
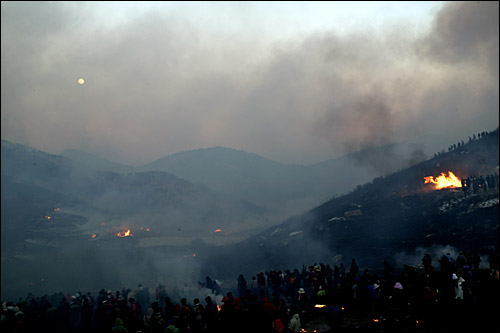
[60,148,134,173]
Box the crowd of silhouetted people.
[434,130,493,158]
[2,249,500,333]
[461,174,499,196]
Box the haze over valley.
[1,2,498,302]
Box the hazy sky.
[1,1,498,165]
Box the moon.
[78,78,85,85]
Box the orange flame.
[314,304,326,308]
[424,171,462,189]
[45,216,51,220]
[117,229,132,237]
[373,319,379,323]
[92,234,97,239]
[214,229,222,233]
[217,305,221,312]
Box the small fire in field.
[117,229,132,237]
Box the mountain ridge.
[200,129,499,277]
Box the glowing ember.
[373,319,380,323]
[92,234,97,239]
[424,171,462,189]
[217,305,221,312]
[193,253,196,257]
[314,304,326,308]
[214,229,222,232]
[117,229,132,237]
[45,216,51,220]
[146,228,150,232]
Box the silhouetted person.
[204,296,219,333]
[350,259,359,278]
[462,178,470,196]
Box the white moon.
[78,78,85,85]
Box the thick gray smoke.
[394,245,491,270]
[1,1,498,301]
[1,2,498,166]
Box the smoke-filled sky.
[1,1,498,165]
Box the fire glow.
[314,304,326,308]
[214,229,222,233]
[424,171,462,189]
[117,229,132,237]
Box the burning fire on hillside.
[424,171,462,190]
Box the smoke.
[416,1,499,75]
[393,244,491,271]
[1,2,498,166]
[311,1,499,173]
[394,244,459,269]
[403,148,428,168]
[1,1,499,301]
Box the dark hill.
[201,129,499,277]
[143,147,319,218]
[1,141,270,298]
[60,148,135,173]
[1,140,267,233]
[142,141,435,221]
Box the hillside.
[142,140,437,220]
[1,130,497,298]
[60,149,136,173]
[201,129,499,277]
[1,141,270,298]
